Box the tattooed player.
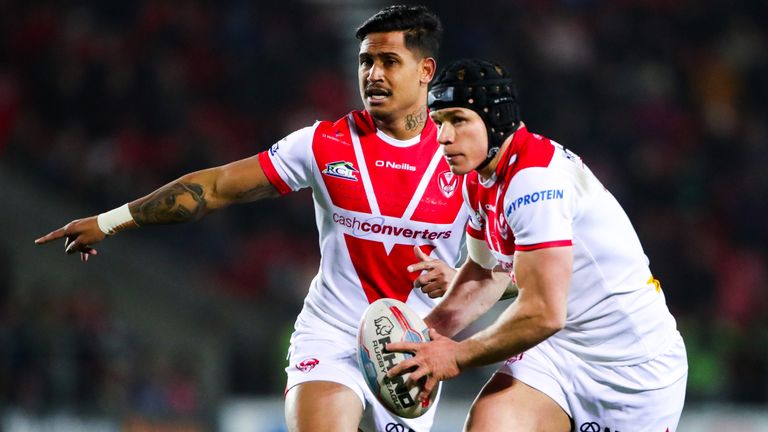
[35,6,470,432]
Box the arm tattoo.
[404,106,428,131]
[233,184,280,202]
[131,182,207,225]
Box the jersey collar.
[479,125,528,188]
[494,125,528,180]
[358,109,437,147]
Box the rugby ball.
[356,298,436,418]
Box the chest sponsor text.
[506,189,564,215]
[333,213,452,240]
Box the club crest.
[497,212,509,240]
[438,171,459,198]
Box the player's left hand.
[386,328,461,402]
[408,246,457,298]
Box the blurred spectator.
[0,280,202,421]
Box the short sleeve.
[257,124,318,194]
[503,167,574,251]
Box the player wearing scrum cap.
[388,59,688,431]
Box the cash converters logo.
[332,213,453,240]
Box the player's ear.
[420,57,436,85]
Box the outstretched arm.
[35,156,279,260]
[130,155,279,222]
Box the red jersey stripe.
[515,240,573,251]
[258,151,292,195]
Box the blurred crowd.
[0,249,201,424]
[1,0,766,422]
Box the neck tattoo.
[404,106,427,132]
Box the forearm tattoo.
[405,105,428,131]
[131,182,207,225]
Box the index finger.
[35,227,68,245]
[385,341,419,354]
[407,262,434,273]
[413,245,432,261]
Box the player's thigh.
[464,373,571,432]
[285,380,364,432]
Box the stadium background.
[1,0,766,430]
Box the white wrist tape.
[97,204,135,235]
[467,236,498,270]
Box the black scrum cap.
[428,59,520,170]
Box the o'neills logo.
[438,171,459,198]
[375,160,416,171]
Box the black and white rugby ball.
[357,298,436,418]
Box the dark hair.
[355,5,442,59]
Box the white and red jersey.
[258,110,468,336]
[464,126,679,365]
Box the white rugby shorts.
[498,333,687,432]
[285,310,441,432]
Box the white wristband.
[467,236,498,270]
[97,204,135,235]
